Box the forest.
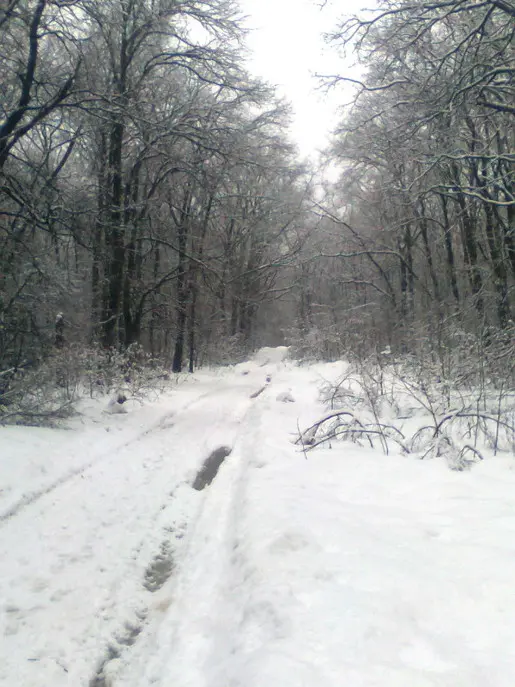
[1,0,514,421]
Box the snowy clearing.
[1,352,515,687]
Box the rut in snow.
[144,539,176,592]
[89,444,232,686]
[89,522,187,686]
[192,446,232,491]
[89,617,145,687]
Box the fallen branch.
[297,410,408,454]
[434,411,515,438]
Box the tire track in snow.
[88,442,239,687]
[87,385,268,687]
[112,397,266,687]
[88,520,187,687]
[0,373,265,687]
[0,386,218,525]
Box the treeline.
[302,0,514,362]
[0,0,307,389]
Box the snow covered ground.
[1,348,515,687]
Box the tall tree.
[310,0,515,355]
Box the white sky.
[239,0,363,161]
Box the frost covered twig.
[300,352,515,468]
[297,410,407,454]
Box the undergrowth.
[298,347,515,470]
[0,344,170,426]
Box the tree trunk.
[439,194,460,304]
[483,199,510,328]
[188,285,197,373]
[91,131,107,341]
[171,188,192,373]
[101,119,125,348]
[503,190,515,278]
[186,194,212,372]
[417,200,441,305]
[122,160,143,347]
[451,164,484,321]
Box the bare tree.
[309,0,514,359]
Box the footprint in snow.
[268,531,314,554]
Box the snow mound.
[276,390,295,403]
[254,346,289,365]
[234,362,258,375]
[106,393,129,414]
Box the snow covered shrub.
[300,342,515,468]
[197,333,248,366]
[0,343,169,425]
[0,353,78,425]
[82,344,168,401]
[319,352,398,419]
[286,325,344,362]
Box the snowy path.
[0,383,198,520]
[114,364,515,687]
[2,354,515,687]
[0,368,265,686]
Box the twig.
[296,418,308,460]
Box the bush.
[0,343,169,426]
[299,340,515,469]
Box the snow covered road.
[2,352,515,686]
[0,367,265,686]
